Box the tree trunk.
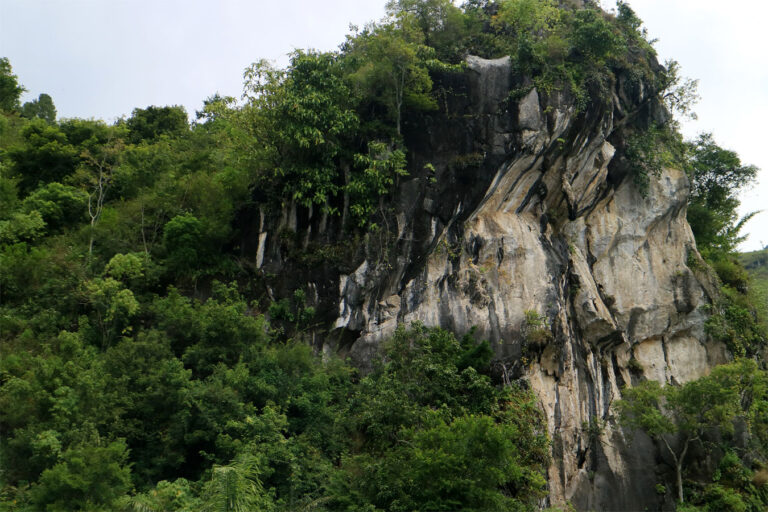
[341,163,350,230]
[88,194,97,257]
[395,66,406,136]
[140,202,148,254]
[662,435,690,504]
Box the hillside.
[741,247,768,314]
[1,1,767,511]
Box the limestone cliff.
[248,55,727,510]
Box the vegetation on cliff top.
[0,0,765,510]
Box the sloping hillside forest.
[1,0,767,510]
[741,248,768,313]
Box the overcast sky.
[1,0,765,251]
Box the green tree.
[494,0,561,37]
[348,141,407,226]
[77,131,126,256]
[617,360,764,504]
[345,325,502,452]
[29,440,132,511]
[126,105,189,143]
[490,0,572,83]
[0,210,46,244]
[21,93,57,123]
[659,60,701,121]
[0,57,25,112]
[345,413,547,512]
[22,182,88,230]
[162,213,205,276]
[83,277,140,347]
[120,478,201,512]
[328,325,549,510]
[151,282,269,374]
[103,332,192,486]
[0,175,19,219]
[685,133,759,260]
[348,21,436,135]
[243,51,359,210]
[570,8,627,63]
[0,329,120,482]
[195,93,237,124]
[60,118,115,149]
[104,252,145,282]
[385,0,471,62]
[8,119,80,193]
[200,453,275,512]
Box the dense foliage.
[0,305,548,511]
[618,360,768,509]
[2,52,552,505]
[1,0,765,510]
[682,135,767,358]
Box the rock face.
[251,56,727,510]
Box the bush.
[22,182,88,230]
[30,440,132,511]
[712,258,750,292]
[9,119,80,192]
[126,105,189,143]
[162,213,204,275]
[0,210,46,244]
[523,309,552,349]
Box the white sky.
[1,0,766,251]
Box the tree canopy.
[685,133,759,260]
[0,57,25,112]
[617,360,768,508]
[21,93,56,124]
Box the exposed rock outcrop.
[249,55,726,510]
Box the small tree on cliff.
[616,361,761,504]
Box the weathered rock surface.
[249,55,727,510]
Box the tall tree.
[78,131,126,255]
[0,57,25,112]
[348,20,436,135]
[243,51,358,210]
[21,93,57,123]
[385,0,470,61]
[126,105,189,143]
[617,360,762,504]
[685,133,759,259]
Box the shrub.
[30,440,132,511]
[22,182,88,230]
[523,309,552,348]
[162,213,204,275]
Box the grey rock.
[518,88,542,130]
